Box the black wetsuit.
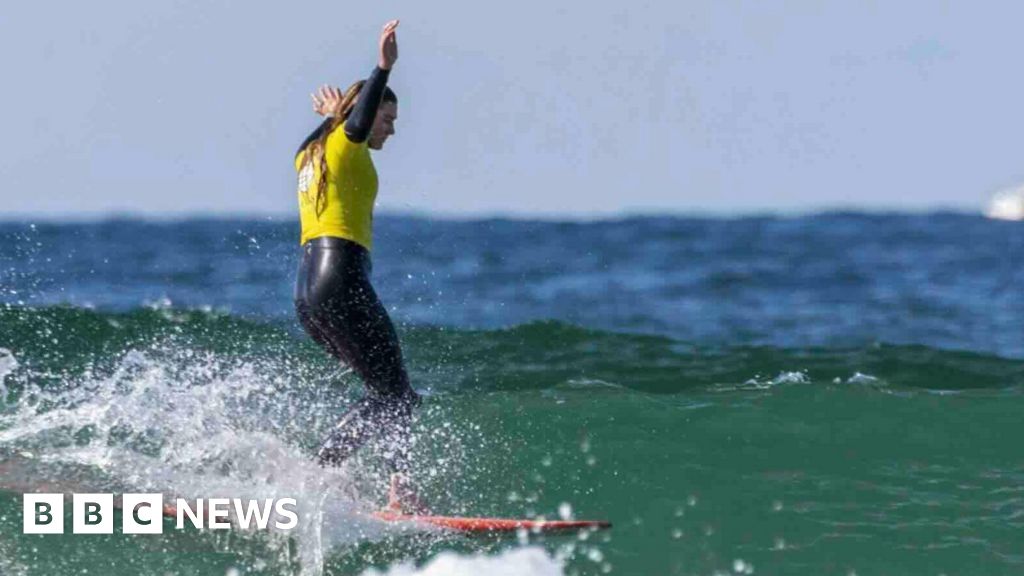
[294,67,419,473]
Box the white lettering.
[176,498,204,530]
[233,498,273,530]
[23,494,64,534]
[208,498,231,529]
[274,498,298,530]
[73,493,113,534]
[22,493,296,534]
[123,494,163,534]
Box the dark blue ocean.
[0,213,1022,575]
[5,213,1023,355]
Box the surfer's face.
[368,102,398,150]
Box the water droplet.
[732,559,753,574]
[558,502,573,520]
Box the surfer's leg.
[315,393,416,468]
[313,278,420,473]
[295,240,371,370]
[296,300,341,359]
[296,238,420,472]
[295,246,336,357]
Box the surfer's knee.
[370,388,420,423]
[316,399,375,466]
[315,393,417,468]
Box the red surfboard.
[158,503,610,533]
[372,509,611,533]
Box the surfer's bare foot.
[387,473,431,515]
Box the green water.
[0,307,1022,575]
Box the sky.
[1,1,1022,219]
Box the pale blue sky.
[1,1,1022,218]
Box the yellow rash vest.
[295,127,378,250]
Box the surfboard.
[0,456,611,535]
[372,509,611,533]
[156,502,610,533]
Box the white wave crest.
[0,343,451,575]
[360,547,564,576]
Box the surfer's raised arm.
[345,20,398,142]
[310,20,399,144]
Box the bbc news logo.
[23,494,299,534]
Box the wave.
[359,547,564,576]
[1,304,1020,575]
[0,304,455,576]
[1,305,1021,400]
[0,304,606,575]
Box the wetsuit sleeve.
[344,66,391,144]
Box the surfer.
[293,19,426,513]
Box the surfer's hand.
[311,85,343,117]
[378,19,399,70]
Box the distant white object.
[986,186,1024,221]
